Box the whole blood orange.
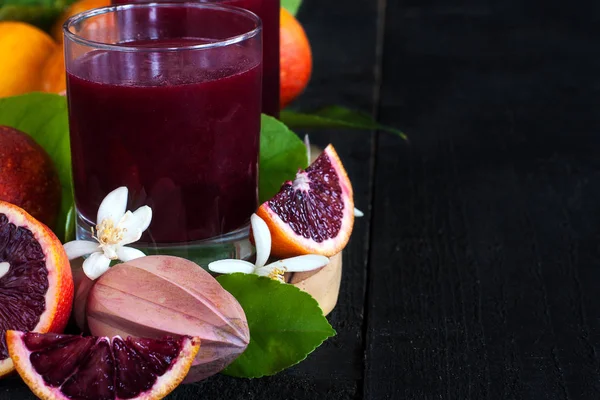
[7,331,199,399]
[0,126,62,228]
[257,144,354,258]
[280,7,312,108]
[0,202,73,378]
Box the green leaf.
[0,0,70,31]
[0,5,62,31]
[0,93,73,242]
[281,0,302,15]
[217,274,336,378]
[259,114,308,202]
[281,105,408,140]
[63,205,75,242]
[1,0,60,5]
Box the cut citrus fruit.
[7,331,200,400]
[0,201,73,378]
[257,144,354,258]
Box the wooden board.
[287,252,343,316]
[364,0,600,398]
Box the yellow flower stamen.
[93,219,124,246]
[268,266,287,282]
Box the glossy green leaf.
[281,0,301,15]
[218,274,336,378]
[259,114,308,202]
[0,93,72,242]
[281,105,408,140]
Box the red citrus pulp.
[7,331,200,400]
[0,201,73,378]
[257,144,354,258]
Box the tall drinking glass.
[64,3,262,262]
[111,0,280,117]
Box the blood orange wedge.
[7,331,200,400]
[257,144,354,258]
[0,201,73,378]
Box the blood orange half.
[0,201,73,378]
[257,144,354,258]
[7,331,200,400]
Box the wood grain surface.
[4,0,600,399]
[364,0,600,399]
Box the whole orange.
[52,0,111,43]
[0,22,56,98]
[280,8,312,109]
[41,46,66,95]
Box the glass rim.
[63,2,262,52]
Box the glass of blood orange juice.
[64,3,262,262]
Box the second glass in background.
[111,0,280,117]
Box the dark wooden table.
[5,0,600,398]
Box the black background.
[4,0,600,398]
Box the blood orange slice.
[257,144,354,258]
[7,331,200,400]
[0,201,73,378]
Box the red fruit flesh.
[61,339,115,399]
[0,201,73,378]
[27,334,96,387]
[268,151,345,242]
[257,144,354,257]
[0,213,49,361]
[8,331,199,400]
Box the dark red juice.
[66,39,262,243]
[111,0,280,117]
[226,0,280,117]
